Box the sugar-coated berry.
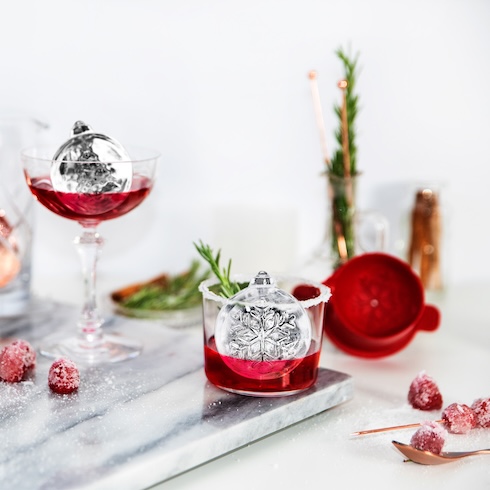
[410,421,447,454]
[471,397,490,428]
[48,358,80,394]
[12,340,36,370]
[441,403,476,434]
[0,339,36,383]
[0,345,24,382]
[408,372,443,411]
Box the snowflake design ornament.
[215,271,311,379]
[51,121,132,194]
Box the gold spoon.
[392,441,490,465]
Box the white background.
[1,0,489,299]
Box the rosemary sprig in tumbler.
[194,240,241,298]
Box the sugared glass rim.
[20,144,160,164]
[199,273,331,309]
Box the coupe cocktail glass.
[22,144,159,363]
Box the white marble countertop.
[8,281,490,490]
[0,300,353,490]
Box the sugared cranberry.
[441,403,476,434]
[408,372,443,410]
[410,421,447,454]
[48,358,80,394]
[471,397,490,428]
[0,339,36,383]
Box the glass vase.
[304,173,388,281]
[0,115,49,316]
[326,173,358,268]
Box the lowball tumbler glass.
[199,274,330,396]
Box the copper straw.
[308,71,331,168]
[337,79,351,178]
[333,218,348,262]
[351,419,444,437]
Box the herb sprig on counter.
[193,240,241,298]
[116,260,210,311]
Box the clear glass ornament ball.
[215,271,312,380]
[50,121,132,194]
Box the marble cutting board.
[0,301,353,490]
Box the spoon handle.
[351,419,444,436]
[445,449,490,457]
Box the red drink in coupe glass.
[22,129,159,364]
[27,175,152,226]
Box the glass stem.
[74,227,104,346]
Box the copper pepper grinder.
[407,188,442,290]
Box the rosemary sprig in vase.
[309,47,361,268]
[329,47,360,266]
[330,48,360,178]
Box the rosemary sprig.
[193,240,241,298]
[119,260,210,311]
[330,47,360,177]
[326,47,362,266]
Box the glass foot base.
[39,333,142,364]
